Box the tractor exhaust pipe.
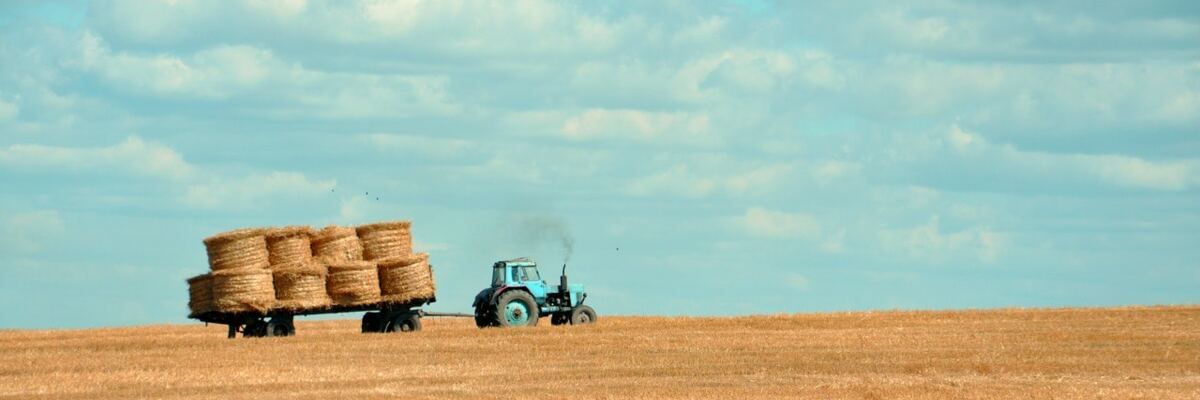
[560,263,569,294]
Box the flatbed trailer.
[189,297,471,338]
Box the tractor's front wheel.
[570,305,597,325]
[494,290,539,327]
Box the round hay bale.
[356,221,413,261]
[187,273,213,316]
[272,261,331,311]
[311,226,363,263]
[325,260,380,306]
[265,226,315,266]
[376,253,435,305]
[211,268,275,313]
[204,228,269,271]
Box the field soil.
[0,306,1197,399]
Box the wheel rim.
[577,313,591,324]
[400,321,413,332]
[505,302,529,325]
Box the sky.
[0,0,1197,329]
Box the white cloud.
[0,136,194,181]
[0,98,18,121]
[781,272,811,291]
[182,172,336,209]
[941,125,1200,192]
[626,162,796,198]
[738,207,821,240]
[247,0,308,19]
[79,32,279,98]
[879,215,1004,263]
[812,160,862,184]
[1,210,65,253]
[364,133,475,158]
[561,109,714,145]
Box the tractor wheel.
[386,313,422,333]
[570,305,597,325]
[474,306,496,328]
[361,312,383,333]
[494,290,539,327]
[551,312,570,326]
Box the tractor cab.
[473,257,595,328]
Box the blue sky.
[0,1,1197,329]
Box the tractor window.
[492,267,504,286]
[522,266,541,281]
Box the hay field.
[0,306,1197,399]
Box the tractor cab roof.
[496,257,537,268]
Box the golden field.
[0,306,1197,399]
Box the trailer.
[189,297,471,338]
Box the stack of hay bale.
[359,221,436,306]
[187,228,275,316]
[266,226,330,311]
[187,220,437,317]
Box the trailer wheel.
[570,305,597,325]
[362,312,382,333]
[495,290,539,327]
[244,320,268,338]
[551,313,570,326]
[266,321,294,337]
[386,313,422,333]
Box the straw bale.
[266,226,315,266]
[311,226,363,262]
[204,228,269,271]
[211,268,275,313]
[325,260,381,306]
[187,273,213,315]
[357,228,412,261]
[272,261,331,311]
[376,253,435,305]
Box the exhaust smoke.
[511,214,575,265]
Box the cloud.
[738,207,821,240]
[879,215,1004,263]
[560,109,715,145]
[1,210,65,253]
[781,272,811,291]
[78,32,279,98]
[182,172,336,209]
[364,133,475,159]
[0,136,194,181]
[626,162,797,198]
[0,98,18,121]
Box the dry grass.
[0,306,1196,399]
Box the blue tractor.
[472,258,596,328]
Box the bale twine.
[356,221,412,261]
[376,253,435,305]
[187,273,213,315]
[266,226,315,266]
[325,260,380,306]
[272,261,331,311]
[311,226,363,263]
[204,228,269,271]
[211,268,275,313]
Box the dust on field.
[1,306,1197,399]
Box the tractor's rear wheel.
[551,312,570,326]
[494,291,539,327]
[386,313,422,333]
[474,306,496,328]
[570,305,597,325]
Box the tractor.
[472,258,596,328]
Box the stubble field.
[0,306,1197,399]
